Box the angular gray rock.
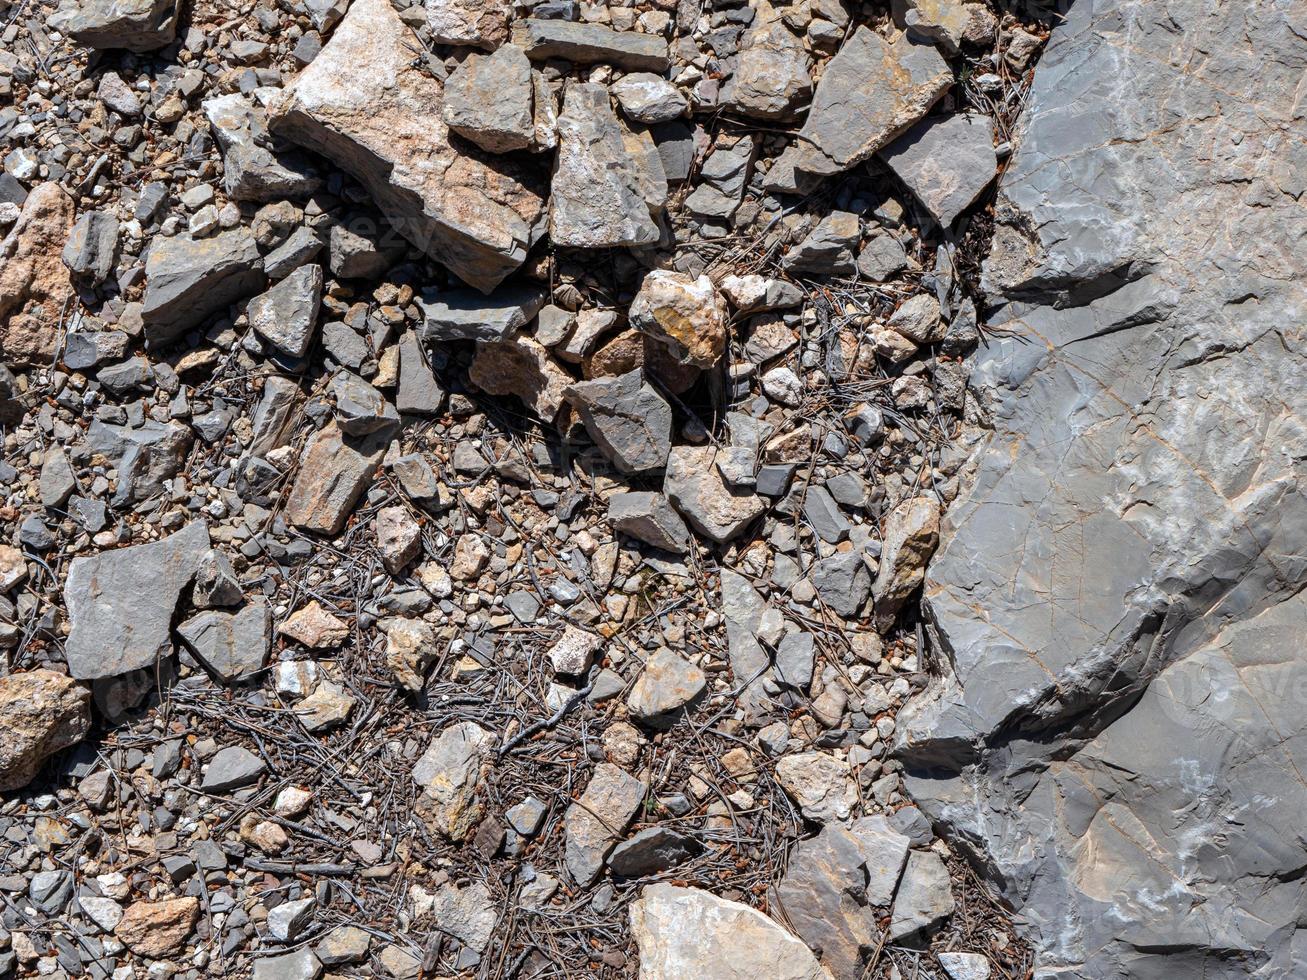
[564,763,644,886]
[551,82,660,248]
[887,851,953,940]
[723,0,812,121]
[516,20,670,72]
[608,827,700,877]
[871,495,939,631]
[630,884,828,980]
[566,370,672,475]
[413,722,494,841]
[269,0,546,292]
[330,371,399,436]
[810,551,871,619]
[425,0,509,47]
[610,73,687,124]
[396,331,446,415]
[39,446,76,508]
[248,263,322,357]
[417,285,547,343]
[62,211,119,284]
[64,522,210,680]
[203,94,319,202]
[783,211,859,276]
[248,377,303,458]
[177,600,271,683]
[48,0,179,51]
[767,28,950,190]
[879,113,997,228]
[142,228,265,346]
[442,45,535,154]
[896,2,1307,977]
[201,745,267,793]
[608,491,690,554]
[86,418,193,507]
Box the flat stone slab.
[896,1,1307,977]
[269,0,546,292]
[515,19,669,72]
[64,522,210,680]
[879,113,997,228]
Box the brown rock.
[279,600,350,649]
[873,495,941,631]
[269,0,546,292]
[284,423,387,535]
[468,334,571,420]
[629,270,728,369]
[0,670,91,792]
[0,184,76,366]
[115,897,200,958]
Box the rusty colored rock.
[0,670,91,792]
[0,184,75,366]
[115,897,200,958]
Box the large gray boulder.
[896,1,1307,978]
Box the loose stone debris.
[0,0,1130,974]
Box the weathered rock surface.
[551,82,660,249]
[564,762,644,886]
[468,334,571,419]
[630,883,830,980]
[665,446,765,544]
[284,424,387,535]
[48,0,179,51]
[897,1,1307,977]
[0,670,91,791]
[418,286,547,343]
[178,601,271,683]
[516,20,670,72]
[879,113,996,229]
[142,228,265,346]
[425,0,509,47]
[767,28,950,190]
[626,649,706,726]
[64,522,210,680]
[887,850,952,940]
[629,271,728,369]
[203,93,319,202]
[62,210,119,284]
[566,370,671,475]
[442,45,535,154]
[115,897,200,958]
[269,0,546,292]
[608,491,690,554]
[723,0,812,121]
[413,722,494,841]
[0,183,75,366]
[248,263,322,357]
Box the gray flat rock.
[879,113,997,228]
[248,263,322,357]
[64,522,210,680]
[178,600,271,683]
[141,228,265,346]
[417,285,547,343]
[516,19,669,72]
[201,745,267,793]
[566,370,672,475]
[896,1,1307,977]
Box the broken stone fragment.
[296,681,356,732]
[879,113,998,228]
[608,827,701,877]
[564,762,645,886]
[611,73,688,124]
[413,722,495,840]
[279,600,350,649]
[888,850,954,939]
[517,19,670,72]
[177,600,271,683]
[887,292,945,344]
[396,331,446,415]
[547,625,603,675]
[566,370,672,475]
[767,28,950,190]
[87,418,194,507]
[39,446,76,509]
[626,649,706,727]
[872,495,940,631]
[330,371,400,436]
[426,0,510,47]
[723,0,812,121]
[374,505,421,574]
[630,883,828,980]
[383,617,438,691]
[468,334,571,420]
[0,183,76,366]
[683,135,755,223]
[608,491,691,554]
[284,423,388,535]
[857,230,909,282]
[270,0,546,292]
[248,263,322,357]
[114,897,200,958]
[719,274,804,314]
[48,0,179,51]
[442,45,535,154]
[64,522,210,680]
[203,93,319,202]
[894,0,974,54]
[62,210,119,284]
[665,446,765,544]
[811,551,871,619]
[417,285,547,343]
[0,670,91,792]
[629,270,728,369]
[142,227,266,347]
[775,751,856,823]
[551,82,660,248]
[784,211,860,276]
[192,549,244,608]
[247,377,303,458]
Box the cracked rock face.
[896,1,1307,977]
[268,0,546,293]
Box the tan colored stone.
[0,670,91,792]
[269,0,545,292]
[468,334,571,420]
[425,0,509,47]
[279,600,350,649]
[114,897,200,958]
[873,495,941,631]
[0,184,76,365]
[629,270,728,369]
